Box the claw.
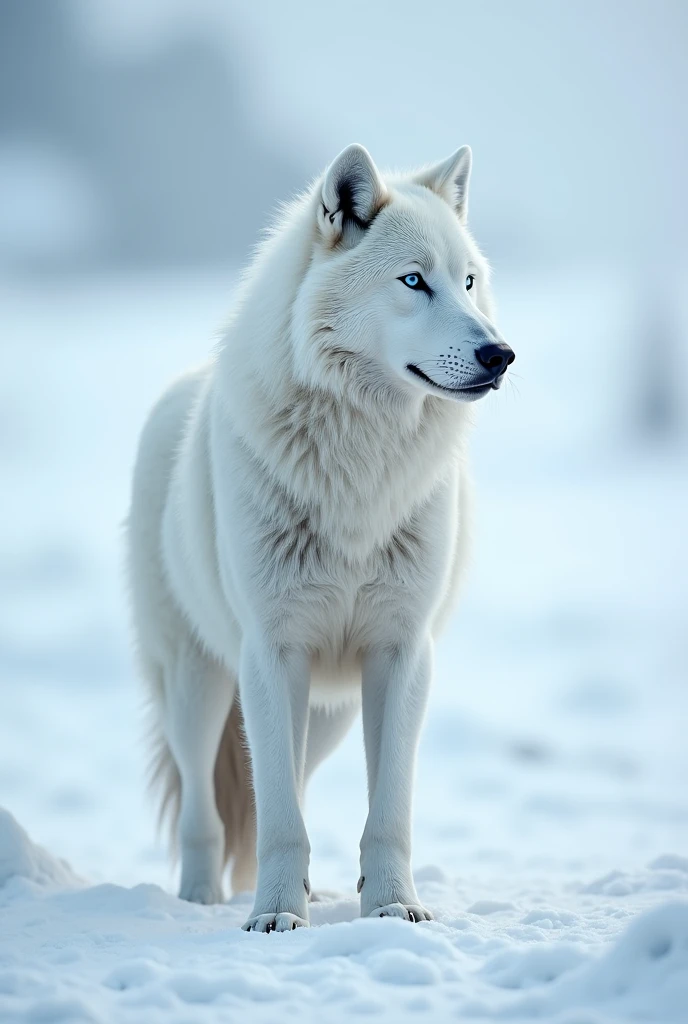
[242,912,310,933]
[370,902,433,922]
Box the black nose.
[476,341,515,376]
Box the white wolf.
[126,143,514,931]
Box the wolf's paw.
[358,852,432,921]
[242,912,309,933]
[369,902,434,922]
[179,834,225,904]
[178,878,224,905]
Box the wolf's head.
[292,144,514,404]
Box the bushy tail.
[149,693,257,894]
[214,698,257,891]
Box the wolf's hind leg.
[304,701,360,782]
[303,700,360,903]
[165,641,234,904]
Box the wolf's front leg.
[359,638,434,922]
[239,639,311,932]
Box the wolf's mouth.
[405,363,499,396]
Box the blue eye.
[465,274,475,291]
[400,273,424,290]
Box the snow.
[2,810,688,1022]
[0,809,81,891]
[1,268,687,1022]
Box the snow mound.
[0,807,81,890]
[301,914,459,965]
[508,901,688,1021]
[579,860,688,898]
[480,941,586,990]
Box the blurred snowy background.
[2,0,688,929]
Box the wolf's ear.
[318,144,387,245]
[414,146,472,223]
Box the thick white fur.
[126,144,511,931]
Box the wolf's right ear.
[414,146,472,223]
[318,144,387,246]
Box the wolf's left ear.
[414,146,472,223]
[318,144,387,245]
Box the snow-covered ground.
[1,269,687,1022]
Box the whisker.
[506,377,521,400]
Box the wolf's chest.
[266,519,433,658]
